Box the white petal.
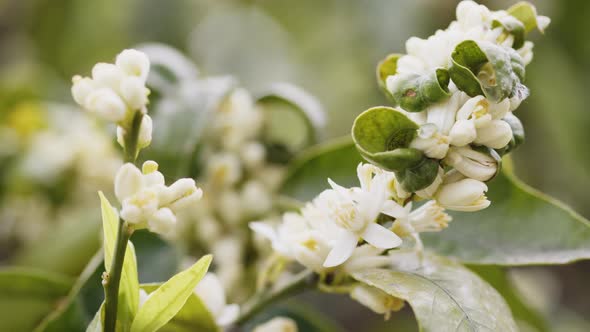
[249,222,277,243]
[323,231,357,268]
[217,304,240,326]
[380,200,410,219]
[362,223,402,249]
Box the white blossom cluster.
[71,49,153,150]
[114,161,202,236]
[386,1,549,197]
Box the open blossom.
[114,160,202,235]
[391,200,452,236]
[193,273,240,327]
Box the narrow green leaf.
[507,2,546,33]
[85,303,104,332]
[0,268,72,331]
[99,191,140,330]
[140,283,219,332]
[257,83,325,157]
[352,253,518,332]
[281,137,364,202]
[130,254,213,332]
[423,170,590,265]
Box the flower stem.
[123,111,144,163]
[234,269,317,326]
[103,218,132,332]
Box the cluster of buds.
[71,49,153,152]
[114,161,202,235]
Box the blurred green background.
[0,0,589,330]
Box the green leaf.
[140,283,219,332]
[131,230,181,284]
[99,191,139,330]
[85,303,104,332]
[492,16,526,49]
[389,69,451,112]
[423,170,590,265]
[469,266,549,332]
[376,53,402,102]
[256,83,326,161]
[130,254,213,332]
[0,268,72,332]
[281,137,364,202]
[450,40,526,103]
[507,2,547,33]
[352,253,518,332]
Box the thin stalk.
[123,111,144,163]
[103,219,132,332]
[235,269,317,326]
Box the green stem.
[103,219,132,332]
[235,269,317,326]
[123,111,144,163]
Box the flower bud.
[137,114,153,149]
[240,142,266,169]
[207,153,242,187]
[350,284,404,319]
[115,163,143,201]
[120,188,159,224]
[410,124,450,159]
[116,49,150,82]
[142,160,165,187]
[436,178,490,211]
[449,119,476,146]
[241,180,272,217]
[474,119,513,149]
[416,166,443,198]
[163,178,203,211]
[253,317,298,332]
[91,63,124,90]
[71,76,96,106]
[85,88,127,122]
[444,146,497,181]
[456,0,490,29]
[120,76,149,110]
[408,200,451,232]
[147,207,176,236]
[456,96,491,128]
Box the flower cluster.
[114,161,202,235]
[71,49,153,151]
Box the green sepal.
[395,157,440,192]
[351,106,420,171]
[390,69,451,112]
[496,113,525,156]
[376,53,402,103]
[492,15,526,49]
[507,2,547,33]
[450,40,526,103]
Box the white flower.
[473,119,513,149]
[240,180,272,217]
[240,141,266,169]
[92,63,125,90]
[115,49,151,82]
[436,178,490,211]
[448,119,476,147]
[456,96,513,149]
[350,284,404,319]
[114,161,202,234]
[206,153,242,187]
[253,317,298,332]
[120,76,149,110]
[194,273,240,327]
[71,76,96,105]
[444,146,497,181]
[410,124,449,159]
[85,88,127,122]
[392,200,451,236]
[455,1,491,30]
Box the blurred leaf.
[281,137,363,202]
[140,283,218,332]
[352,253,518,332]
[507,2,546,33]
[423,170,590,265]
[85,303,104,332]
[0,267,72,332]
[13,215,101,277]
[376,53,402,102]
[131,230,181,284]
[469,266,549,332]
[242,302,343,332]
[137,43,200,93]
[33,251,103,332]
[256,82,326,155]
[130,254,212,332]
[99,192,139,330]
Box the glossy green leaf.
[130,254,213,332]
[0,268,72,332]
[507,2,547,33]
[281,137,364,202]
[469,266,549,332]
[99,191,139,330]
[376,53,402,102]
[423,170,590,265]
[389,69,451,112]
[352,253,518,332]
[257,82,326,158]
[140,283,219,332]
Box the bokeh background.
[0,0,589,331]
